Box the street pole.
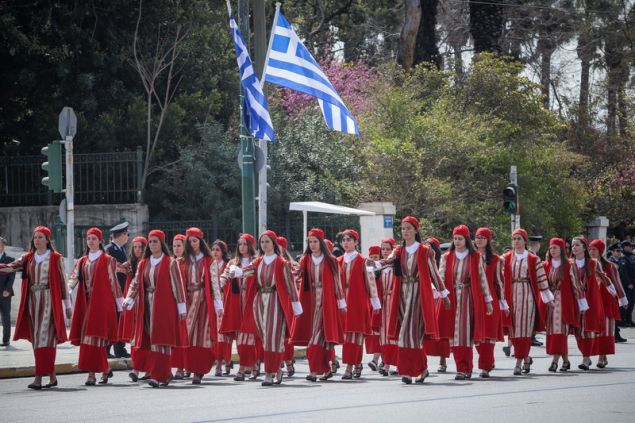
[238,0,256,236]
[253,0,268,235]
[510,165,520,234]
[64,134,74,275]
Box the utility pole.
[253,0,268,235]
[238,0,256,236]
[58,106,77,275]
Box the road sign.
[58,107,77,139]
[59,198,67,225]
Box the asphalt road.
[1,333,634,423]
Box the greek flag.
[263,12,359,135]
[230,16,275,142]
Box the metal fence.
[0,147,143,206]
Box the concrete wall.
[0,203,149,249]
[358,202,396,256]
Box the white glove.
[607,284,617,297]
[578,298,589,312]
[370,296,381,311]
[291,301,303,316]
[337,299,347,309]
[123,297,135,310]
[177,302,186,315]
[484,295,493,303]
[618,296,628,307]
[439,289,450,299]
[214,299,224,312]
[229,265,243,278]
[499,299,509,311]
[63,298,72,310]
[540,290,555,304]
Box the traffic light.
[41,141,63,192]
[502,183,517,214]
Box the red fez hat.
[186,227,204,239]
[453,225,470,239]
[133,236,148,245]
[381,237,396,248]
[401,216,420,231]
[342,229,359,241]
[87,227,103,241]
[589,239,605,254]
[325,239,334,252]
[425,237,441,249]
[172,234,186,242]
[148,229,166,242]
[549,238,566,250]
[512,229,528,241]
[276,236,288,249]
[34,226,52,239]
[260,230,278,241]
[368,246,381,256]
[575,235,589,248]
[308,228,325,240]
[475,227,493,241]
[239,233,255,247]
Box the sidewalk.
[0,327,306,379]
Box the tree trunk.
[605,35,624,140]
[576,30,594,128]
[537,34,556,108]
[469,0,503,53]
[398,0,422,71]
[413,0,441,68]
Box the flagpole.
[259,2,281,89]
[225,0,232,16]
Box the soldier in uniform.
[105,222,131,358]
[620,241,635,326]
[0,236,16,347]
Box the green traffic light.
[41,141,63,192]
[502,183,518,214]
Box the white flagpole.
[260,2,281,87]
[225,0,232,16]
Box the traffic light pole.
[510,165,520,233]
[64,135,75,275]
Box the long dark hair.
[211,239,230,263]
[449,235,477,254]
[302,237,339,291]
[545,245,567,281]
[185,236,213,259]
[258,233,281,256]
[130,241,147,274]
[572,236,592,276]
[83,238,106,256]
[233,238,256,263]
[481,240,497,266]
[143,239,171,259]
[425,240,442,267]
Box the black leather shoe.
[319,371,333,381]
[531,336,543,347]
[415,370,429,384]
[548,362,558,372]
[44,380,58,388]
[560,361,571,372]
[28,383,43,390]
[401,376,412,384]
[455,373,466,380]
[616,335,627,343]
[261,380,273,386]
[148,379,160,388]
[129,372,139,382]
[502,346,511,357]
[305,374,317,382]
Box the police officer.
[620,240,635,326]
[105,222,130,358]
[0,236,15,347]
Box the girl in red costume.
[377,238,398,376]
[0,226,72,390]
[379,216,450,385]
[220,234,259,381]
[68,227,123,385]
[212,240,232,376]
[229,230,302,386]
[118,236,151,382]
[170,234,188,379]
[542,238,580,372]
[292,228,346,382]
[589,239,628,368]
[365,245,382,372]
[338,229,381,380]
[438,225,493,380]
[183,227,224,384]
[473,227,509,377]
[504,229,553,375]
[122,229,188,387]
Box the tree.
[469,0,504,53]
[398,0,422,71]
[413,0,442,68]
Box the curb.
[0,348,307,379]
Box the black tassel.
[231,279,240,294]
[303,266,310,292]
[394,253,402,277]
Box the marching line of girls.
[0,219,628,389]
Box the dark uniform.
[105,222,130,358]
[0,240,15,346]
[620,241,635,326]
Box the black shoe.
[548,362,558,372]
[1,342,9,347]
[129,372,139,382]
[401,376,412,384]
[415,370,429,384]
[319,371,334,381]
[139,374,151,381]
[531,336,543,347]
[616,335,627,343]
[107,353,116,359]
[368,360,378,371]
[261,380,273,386]
[578,360,591,371]
[28,383,43,390]
[341,372,353,380]
[455,373,466,380]
[120,352,131,358]
[44,379,58,388]
[233,373,245,381]
[560,361,570,372]
[502,346,511,357]
[148,379,160,388]
[305,374,317,382]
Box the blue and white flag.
[229,16,275,142]
[263,12,359,136]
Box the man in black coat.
[620,241,635,326]
[0,236,15,347]
[105,222,130,358]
